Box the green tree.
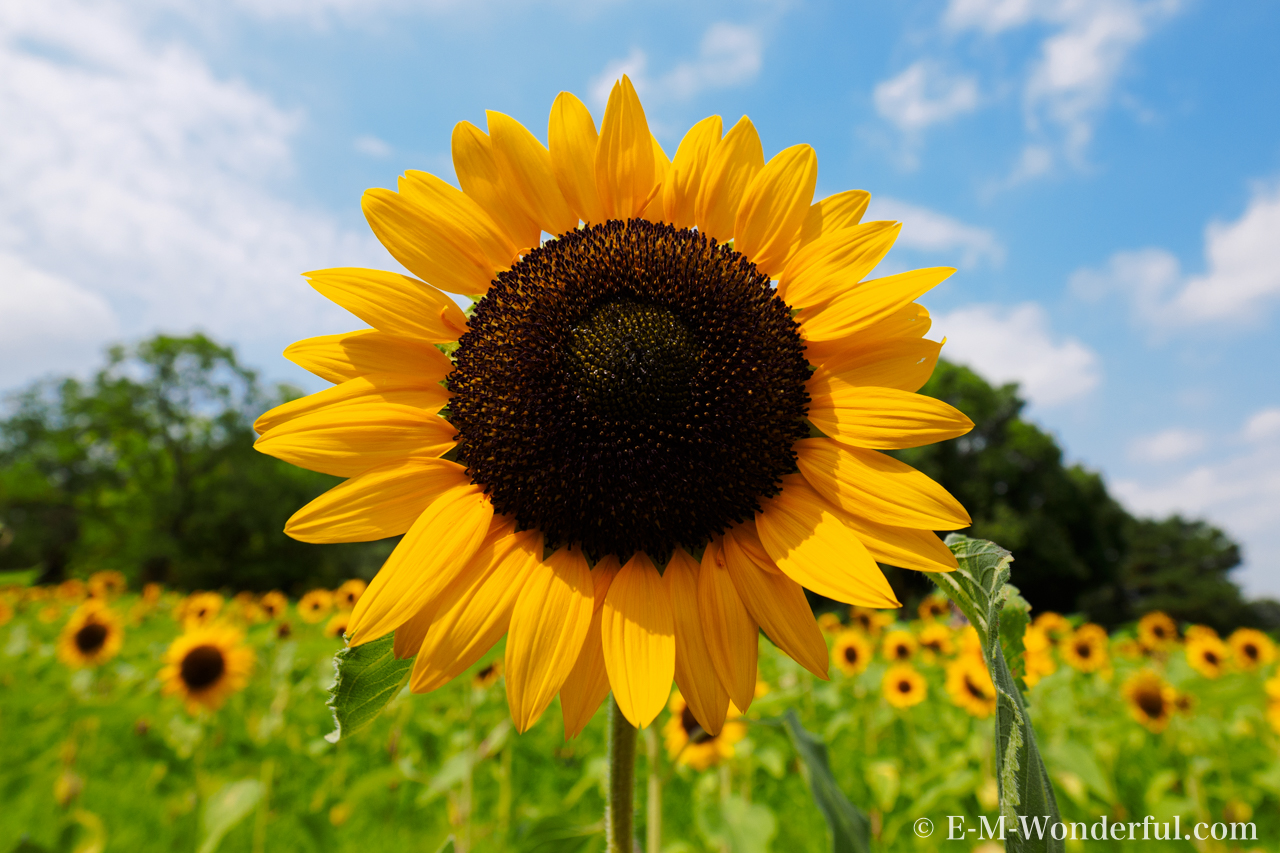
[0,335,390,592]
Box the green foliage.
[197,778,263,853]
[326,634,414,743]
[930,535,1062,852]
[0,335,392,592]
[780,709,870,853]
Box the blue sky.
[3,0,1279,595]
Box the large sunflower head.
[57,601,124,668]
[1227,627,1275,670]
[1136,611,1178,651]
[945,656,996,718]
[832,629,873,676]
[1121,669,1175,733]
[253,78,973,735]
[160,626,255,713]
[1062,624,1109,673]
[882,664,927,709]
[662,691,746,771]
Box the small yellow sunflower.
[1136,611,1177,650]
[882,664,927,708]
[1267,702,1280,736]
[1185,634,1228,679]
[38,604,62,623]
[473,660,503,689]
[1184,624,1219,643]
[324,611,351,639]
[56,579,87,603]
[1022,625,1056,687]
[87,570,127,599]
[334,579,368,611]
[882,629,916,662]
[1173,690,1196,715]
[0,599,12,627]
[916,622,954,657]
[1227,627,1275,670]
[849,607,894,637]
[142,583,163,605]
[816,612,844,635]
[945,656,996,718]
[232,591,262,622]
[1267,673,1280,702]
[160,626,254,713]
[662,691,746,771]
[57,601,124,667]
[180,592,224,628]
[298,589,334,624]
[1031,611,1072,641]
[957,625,984,662]
[832,630,873,676]
[254,77,974,735]
[917,594,950,621]
[1062,624,1109,673]
[1121,669,1176,733]
[259,590,288,620]
[275,622,293,639]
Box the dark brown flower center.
[681,705,714,744]
[1135,686,1165,718]
[1243,643,1259,661]
[448,219,811,561]
[844,646,860,664]
[897,679,912,693]
[180,645,226,690]
[1203,650,1219,666]
[74,622,108,654]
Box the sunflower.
[1022,625,1056,687]
[832,630,873,676]
[160,626,254,713]
[0,599,12,627]
[87,570,127,599]
[1121,669,1175,733]
[233,591,261,622]
[957,625,984,662]
[179,592,224,628]
[816,612,844,635]
[917,622,953,657]
[473,660,503,689]
[1269,702,1280,737]
[324,611,351,639]
[259,590,288,620]
[917,594,950,621]
[882,664,927,708]
[1136,611,1177,650]
[276,622,293,639]
[142,583,163,605]
[253,77,972,735]
[945,656,996,718]
[298,589,334,624]
[1173,690,1196,715]
[882,629,916,662]
[662,691,746,771]
[1031,611,1072,641]
[1062,624,1109,673]
[849,607,895,637]
[56,579,87,603]
[335,579,368,611]
[1185,634,1228,679]
[57,601,124,667]
[1227,627,1275,670]
[1184,624,1218,643]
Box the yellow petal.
[812,337,942,393]
[722,525,829,679]
[601,552,675,728]
[794,438,971,529]
[505,547,594,732]
[452,120,543,251]
[697,538,759,712]
[488,110,579,237]
[806,379,973,450]
[346,483,494,644]
[595,75,657,220]
[284,330,458,385]
[663,548,730,737]
[694,116,764,242]
[410,526,539,690]
[639,134,671,222]
[802,302,932,366]
[398,170,520,271]
[734,144,818,277]
[661,115,723,229]
[777,221,901,308]
[831,509,958,574]
[559,557,621,739]
[797,189,871,248]
[548,91,605,224]
[253,403,455,478]
[285,457,470,544]
[304,268,472,342]
[362,183,510,297]
[797,267,954,342]
[254,372,450,436]
[755,474,900,607]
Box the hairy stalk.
[607,697,637,853]
[645,726,662,853]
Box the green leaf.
[325,634,413,743]
[929,535,1064,853]
[781,709,871,853]
[514,816,603,853]
[197,779,263,853]
[433,838,457,853]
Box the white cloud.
[1113,406,1280,598]
[1126,427,1204,464]
[1070,181,1280,326]
[933,302,1101,406]
[590,22,762,108]
[873,61,980,134]
[354,135,392,157]
[866,197,1004,268]
[0,0,378,390]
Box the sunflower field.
[3,568,1279,853]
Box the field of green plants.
[2,577,1279,853]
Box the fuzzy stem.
[645,726,662,853]
[606,697,637,853]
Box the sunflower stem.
[606,697,637,853]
